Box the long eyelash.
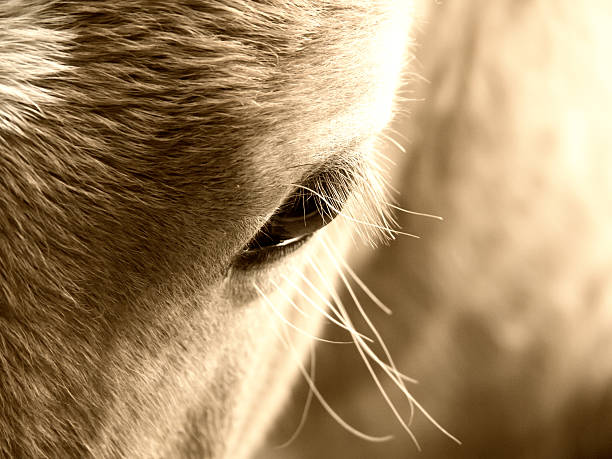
[275,343,315,449]
[280,273,374,343]
[260,286,394,443]
[320,236,461,447]
[254,283,351,345]
[293,184,420,240]
[286,148,398,246]
[259,132,455,447]
[307,241,420,449]
[385,203,443,221]
[322,239,414,386]
[379,131,407,154]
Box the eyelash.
[231,173,342,269]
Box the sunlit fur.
[0,1,415,457]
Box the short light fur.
[0,1,413,457]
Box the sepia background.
[256,1,612,458]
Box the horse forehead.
[1,1,411,172]
[0,0,413,282]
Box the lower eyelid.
[231,234,312,270]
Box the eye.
[231,173,342,269]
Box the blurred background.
[256,1,612,457]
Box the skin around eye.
[231,233,313,269]
[232,170,346,269]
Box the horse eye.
[232,182,339,268]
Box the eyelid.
[262,198,330,239]
[232,234,313,270]
[231,153,363,270]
